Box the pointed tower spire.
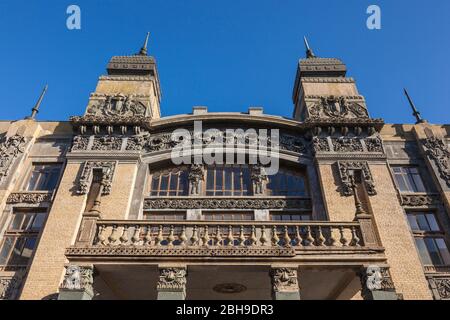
[26,84,48,120]
[138,32,150,55]
[304,36,316,58]
[404,88,427,124]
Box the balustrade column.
[270,266,300,300]
[157,265,187,300]
[58,264,94,300]
[359,265,398,300]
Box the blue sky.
[0,0,449,123]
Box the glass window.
[205,166,251,196]
[393,167,426,193]
[266,169,307,196]
[150,167,188,197]
[26,164,62,191]
[270,213,312,221]
[407,211,450,266]
[0,211,46,267]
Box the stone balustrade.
[91,220,364,248]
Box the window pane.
[435,239,450,265]
[0,237,14,265]
[424,238,443,265]
[425,214,440,232]
[412,174,426,193]
[407,215,420,231]
[8,238,26,265]
[394,174,408,192]
[9,213,24,230]
[416,214,431,231]
[31,213,46,230]
[21,214,34,231]
[415,238,433,265]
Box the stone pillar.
[359,265,398,300]
[270,267,300,300]
[157,266,187,300]
[58,265,94,300]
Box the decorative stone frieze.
[400,194,440,207]
[0,134,26,183]
[270,267,299,293]
[77,161,116,195]
[71,135,89,151]
[92,136,122,151]
[157,267,187,292]
[143,197,312,210]
[6,192,53,204]
[332,137,363,152]
[424,137,450,186]
[306,95,369,121]
[59,265,94,298]
[86,93,148,117]
[338,161,376,196]
[365,135,384,152]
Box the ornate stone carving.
[143,197,312,210]
[0,134,26,183]
[307,95,369,120]
[250,164,268,195]
[125,133,150,151]
[188,164,204,195]
[71,136,89,151]
[360,266,396,298]
[401,194,439,207]
[332,137,363,152]
[157,267,187,292]
[429,277,450,300]
[270,268,299,293]
[86,93,147,117]
[424,137,450,186]
[92,136,122,151]
[77,161,116,195]
[279,134,306,154]
[7,192,53,204]
[312,137,330,153]
[338,161,376,196]
[60,265,94,293]
[365,136,384,152]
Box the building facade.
[0,38,449,300]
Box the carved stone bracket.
[143,197,312,210]
[338,161,376,196]
[77,161,116,195]
[424,137,450,187]
[59,265,94,296]
[6,192,53,204]
[270,267,299,293]
[157,267,187,292]
[0,134,26,183]
[360,265,397,300]
[427,276,450,300]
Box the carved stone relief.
[270,267,299,293]
[429,277,450,300]
[338,161,376,196]
[77,161,116,195]
[306,95,369,120]
[360,266,395,295]
[424,137,450,186]
[250,164,268,195]
[7,192,53,204]
[86,93,148,117]
[71,136,89,151]
[0,269,26,300]
[92,136,122,151]
[332,137,363,152]
[60,265,94,294]
[401,194,439,207]
[188,164,204,195]
[157,267,187,292]
[0,134,26,183]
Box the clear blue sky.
[0,0,449,123]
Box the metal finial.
[27,85,48,120]
[304,36,316,58]
[404,89,427,124]
[139,32,150,55]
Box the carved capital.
[157,267,187,292]
[270,267,299,293]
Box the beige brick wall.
[20,162,86,300]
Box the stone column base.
[58,288,93,300]
[273,291,301,300]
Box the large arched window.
[205,165,251,196]
[150,167,189,196]
[266,169,308,196]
